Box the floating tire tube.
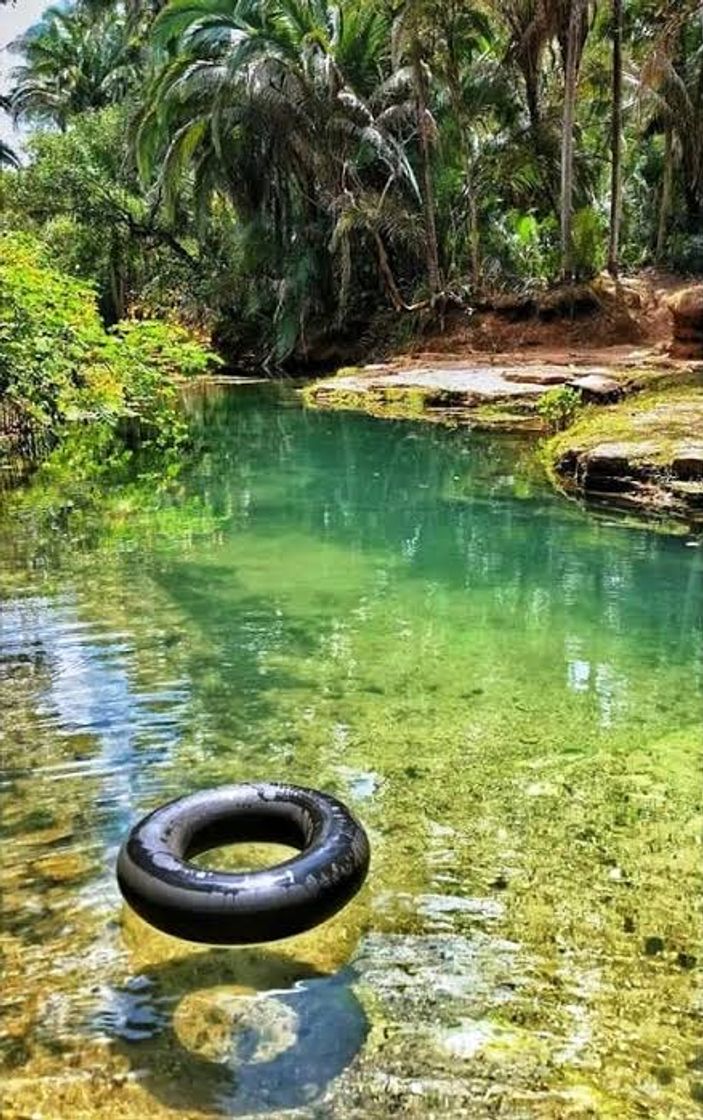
[116,783,371,945]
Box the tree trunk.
[412,46,442,298]
[445,53,481,296]
[560,1,583,280]
[107,232,126,323]
[525,70,541,142]
[372,229,405,312]
[657,126,674,262]
[467,171,481,293]
[559,3,582,280]
[607,0,623,277]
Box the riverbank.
[546,387,703,523]
[303,359,703,526]
[302,275,703,529]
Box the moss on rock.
[544,386,703,523]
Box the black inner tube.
[117,783,370,945]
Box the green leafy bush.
[571,207,606,278]
[666,233,703,275]
[485,211,560,291]
[0,233,219,455]
[537,386,582,433]
[0,232,119,428]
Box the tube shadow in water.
[107,948,368,1115]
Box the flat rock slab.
[324,933,554,1118]
[502,368,569,386]
[314,364,628,406]
[328,368,553,398]
[570,373,623,398]
[583,440,663,467]
[581,439,703,483]
[671,443,703,479]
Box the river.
[1,383,701,1118]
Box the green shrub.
[571,207,607,278]
[0,233,219,455]
[666,233,703,275]
[537,386,582,432]
[484,211,560,290]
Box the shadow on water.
[105,947,368,1115]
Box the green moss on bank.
[302,380,546,431]
[542,383,703,524]
[545,386,703,468]
[302,383,433,421]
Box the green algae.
[302,382,431,421]
[0,384,701,1118]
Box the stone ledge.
[304,362,633,431]
[547,392,703,524]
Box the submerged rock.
[324,932,536,1118]
[323,932,615,1117]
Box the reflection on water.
[1,384,702,1118]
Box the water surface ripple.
[1,384,701,1118]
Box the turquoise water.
[0,384,701,1118]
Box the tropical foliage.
[0,233,218,457]
[2,0,703,363]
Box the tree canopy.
[2,0,703,363]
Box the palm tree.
[390,0,443,298]
[559,0,589,279]
[640,6,703,241]
[526,0,594,279]
[607,0,623,276]
[491,0,593,278]
[10,4,140,130]
[431,0,498,292]
[0,96,19,169]
[491,0,546,140]
[139,0,420,356]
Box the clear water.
[0,384,701,1118]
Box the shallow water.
[1,384,701,1118]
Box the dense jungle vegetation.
[1,0,703,381]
